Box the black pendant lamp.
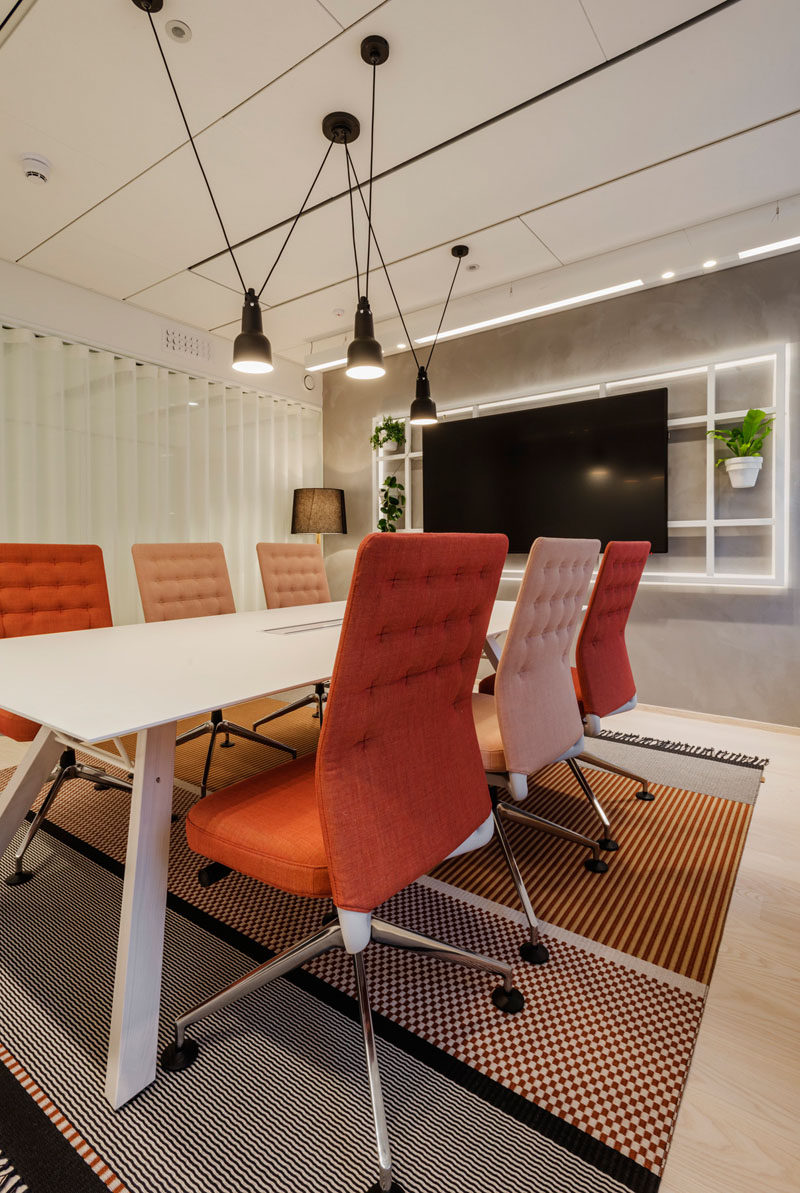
[409,366,437,425]
[408,244,469,425]
[134,0,335,378]
[233,289,273,374]
[346,295,384,379]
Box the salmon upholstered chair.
[572,540,654,803]
[472,537,618,880]
[252,542,332,732]
[160,533,526,1193]
[0,543,133,886]
[131,543,295,797]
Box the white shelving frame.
[371,345,791,590]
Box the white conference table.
[0,598,516,1109]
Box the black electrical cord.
[364,62,377,299]
[345,148,361,300]
[345,143,421,370]
[426,252,464,371]
[256,141,334,299]
[143,7,247,295]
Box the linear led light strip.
[306,356,347,372]
[414,279,644,344]
[738,234,800,259]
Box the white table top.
[0,600,517,744]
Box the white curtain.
[0,326,322,624]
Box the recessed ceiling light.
[703,259,717,269]
[188,401,199,407]
[738,234,800,259]
[661,270,675,279]
[396,342,407,349]
[305,357,347,373]
[414,279,644,344]
[166,19,192,42]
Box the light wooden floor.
[0,707,798,1192]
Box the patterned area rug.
[0,706,764,1193]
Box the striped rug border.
[20,813,660,1193]
[0,1045,127,1192]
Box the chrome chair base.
[253,681,328,732]
[178,708,297,798]
[566,757,618,851]
[4,747,133,886]
[489,801,550,964]
[497,799,609,875]
[161,912,524,1191]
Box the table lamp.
[291,488,347,545]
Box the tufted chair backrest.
[495,537,599,775]
[575,541,650,718]
[132,542,236,622]
[316,532,507,914]
[0,543,113,740]
[256,542,331,609]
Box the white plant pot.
[382,439,399,453]
[724,456,762,488]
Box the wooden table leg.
[0,727,63,858]
[104,721,176,1109]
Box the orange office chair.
[472,537,617,875]
[252,541,332,732]
[571,540,653,802]
[0,543,133,886]
[161,532,525,1193]
[131,543,295,798]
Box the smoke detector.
[21,154,51,184]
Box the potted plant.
[377,475,405,532]
[370,415,405,454]
[707,408,774,488]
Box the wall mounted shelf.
[371,345,790,590]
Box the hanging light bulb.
[345,295,385,379]
[233,289,274,374]
[409,366,437,425]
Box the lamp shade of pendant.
[233,289,274,374]
[409,365,438,425]
[346,296,385,379]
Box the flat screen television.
[422,389,668,553]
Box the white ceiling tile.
[521,115,800,263]
[579,0,715,58]
[126,272,255,332]
[316,0,385,28]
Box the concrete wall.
[323,252,800,727]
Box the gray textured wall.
[323,253,800,726]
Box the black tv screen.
[422,389,668,553]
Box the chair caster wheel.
[367,1182,405,1193]
[584,857,609,873]
[161,1037,199,1072]
[219,740,235,749]
[636,789,655,801]
[170,812,181,824]
[5,870,34,886]
[520,939,549,965]
[598,837,619,852]
[491,986,525,1014]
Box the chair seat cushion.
[471,692,507,772]
[0,709,40,742]
[571,667,586,717]
[186,753,331,899]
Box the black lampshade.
[291,488,347,535]
[409,365,438,425]
[233,288,273,374]
[346,296,385,379]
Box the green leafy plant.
[707,408,774,465]
[369,415,405,452]
[377,475,405,532]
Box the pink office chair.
[132,542,296,798]
[472,538,617,878]
[160,532,525,1193]
[252,541,332,732]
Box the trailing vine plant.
[377,475,405,532]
